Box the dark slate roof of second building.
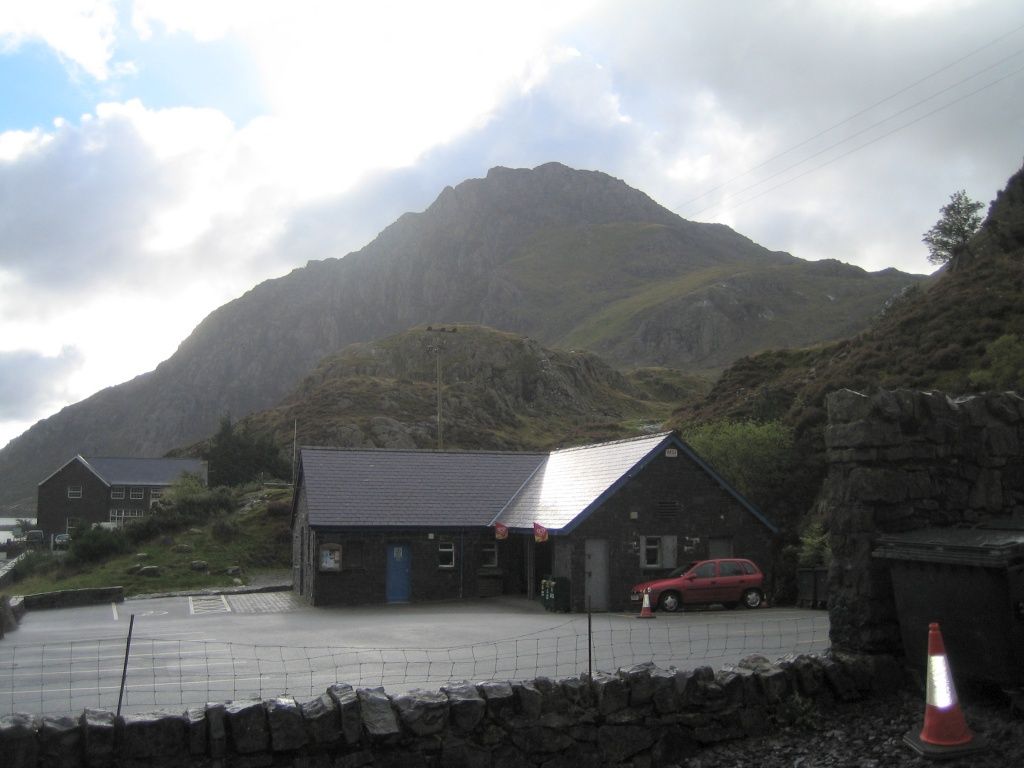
[299,446,545,528]
[81,457,208,486]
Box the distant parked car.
[54,533,71,550]
[25,530,45,548]
[630,558,765,612]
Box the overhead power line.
[698,61,1024,217]
[677,21,1024,218]
[684,52,1024,219]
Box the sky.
[1,0,1023,450]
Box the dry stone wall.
[0,651,903,768]
[820,388,1024,653]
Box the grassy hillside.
[674,163,1024,522]
[6,487,292,597]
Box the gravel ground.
[684,688,1024,768]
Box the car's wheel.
[658,591,681,612]
[742,589,764,609]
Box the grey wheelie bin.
[873,523,1024,688]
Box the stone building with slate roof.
[291,432,777,610]
[37,455,208,539]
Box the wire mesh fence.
[0,613,829,716]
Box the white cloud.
[0,346,83,420]
[0,0,1022,451]
[0,0,120,80]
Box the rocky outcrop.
[818,388,1024,653]
[239,325,647,451]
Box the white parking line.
[111,603,119,622]
[188,595,232,615]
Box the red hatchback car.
[630,558,765,612]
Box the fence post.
[587,598,593,680]
[116,614,135,716]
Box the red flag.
[494,523,508,540]
[533,522,548,543]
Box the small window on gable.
[111,487,125,500]
[67,485,82,499]
[438,541,455,569]
[130,488,144,500]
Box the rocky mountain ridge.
[0,162,922,513]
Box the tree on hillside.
[204,416,290,487]
[922,189,984,265]
[681,419,796,511]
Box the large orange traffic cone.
[637,590,655,619]
[903,622,985,759]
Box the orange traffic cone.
[637,590,655,619]
[903,622,985,759]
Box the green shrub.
[70,526,129,564]
[211,518,239,543]
[798,521,831,567]
[123,515,163,546]
[266,500,291,517]
[10,550,53,583]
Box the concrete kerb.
[4,577,292,617]
[127,580,292,601]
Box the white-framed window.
[66,517,81,535]
[643,536,662,567]
[67,485,82,499]
[149,488,163,500]
[130,488,144,500]
[111,487,125,500]
[641,535,678,569]
[438,541,455,569]
[481,541,498,568]
[109,509,146,526]
[319,543,342,572]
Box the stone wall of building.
[0,651,903,768]
[820,388,1024,653]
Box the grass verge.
[5,489,293,597]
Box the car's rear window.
[719,561,744,576]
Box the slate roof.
[40,456,208,487]
[299,447,545,528]
[495,433,675,531]
[299,432,777,535]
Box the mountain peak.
[0,163,926,513]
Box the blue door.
[386,543,412,603]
